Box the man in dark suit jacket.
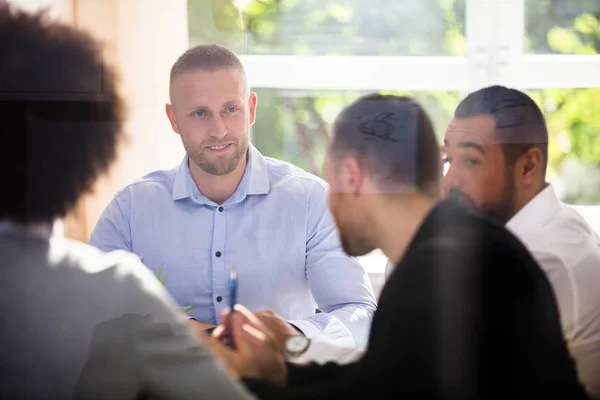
[203,94,588,399]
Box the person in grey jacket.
[0,4,254,400]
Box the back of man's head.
[331,93,441,198]
[169,43,247,101]
[0,4,125,224]
[454,85,549,174]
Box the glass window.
[526,0,600,54]
[250,88,459,177]
[188,0,466,56]
[528,88,600,205]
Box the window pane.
[188,0,466,56]
[528,88,600,206]
[526,0,600,54]
[250,89,459,177]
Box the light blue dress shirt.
[89,145,377,346]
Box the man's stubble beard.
[186,135,249,176]
[481,172,518,225]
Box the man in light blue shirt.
[89,44,376,348]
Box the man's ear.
[341,157,365,195]
[165,103,180,134]
[248,92,258,126]
[517,146,543,185]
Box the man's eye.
[193,111,205,117]
[226,107,237,113]
[465,158,480,167]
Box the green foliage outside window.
[188,0,600,204]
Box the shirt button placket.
[213,205,227,320]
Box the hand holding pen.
[224,264,238,348]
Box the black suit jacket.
[244,198,588,399]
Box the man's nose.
[210,116,228,139]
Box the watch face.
[287,335,309,353]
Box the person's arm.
[242,362,353,398]
[239,310,364,366]
[88,190,132,253]
[291,340,366,365]
[288,185,377,347]
[74,252,256,400]
[241,243,485,400]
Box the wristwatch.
[285,334,311,359]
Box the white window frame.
[239,0,600,91]
[237,0,600,293]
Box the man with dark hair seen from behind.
[201,94,588,399]
[443,85,600,397]
[0,5,259,399]
[88,43,376,353]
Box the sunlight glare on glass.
[233,0,253,10]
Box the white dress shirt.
[291,339,366,366]
[506,184,600,398]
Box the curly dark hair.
[0,4,125,224]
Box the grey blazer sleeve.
[73,252,256,400]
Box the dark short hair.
[331,94,441,198]
[454,85,548,174]
[1,5,125,224]
[169,44,246,99]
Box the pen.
[225,265,237,348]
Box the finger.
[233,304,264,326]
[219,307,232,324]
[233,305,271,335]
[197,334,241,379]
[230,311,266,354]
[199,331,233,357]
[212,324,226,339]
[241,323,268,343]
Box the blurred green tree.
[188,0,600,204]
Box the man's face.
[442,115,517,224]
[166,68,257,176]
[323,147,376,257]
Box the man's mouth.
[206,143,232,151]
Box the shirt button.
[216,296,223,302]
[215,251,222,258]
[218,206,223,212]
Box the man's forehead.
[445,115,498,145]
[171,69,246,106]
[172,68,245,93]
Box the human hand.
[253,310,299,354]
[187,319,216,338]
[204,305,287,386]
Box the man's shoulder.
[531,205,600,266]
[264,157,328,192]
[543,205,599,243]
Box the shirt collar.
[506,184,562,240]
[171,144,270,203]
[246,144,270,196]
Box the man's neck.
[188,155,248,205]
[513,180,548,221]
[372,194,437,266]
